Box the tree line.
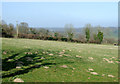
[0,20,110,44]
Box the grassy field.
[1,38,118,82]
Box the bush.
[71,39,80,43]
[48,36,54,40]
[89,39,99,44]
[53,37,58,41]
[18,33,28,38]
[27,34,36,39]
[34,34,40,39]
[61,37,68,42]
[103,38,117,44]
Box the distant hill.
[45,27,118,40]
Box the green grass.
[1,38,118,82]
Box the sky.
[2,2,118,28]
[2,0,119,2]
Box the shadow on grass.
[2,53,20,71]
[2,49,74,78]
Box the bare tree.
[19,22,29,34]
[64,24,75,41]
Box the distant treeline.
[0,20,118,44]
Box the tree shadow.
[2,53,20,71]
[2,49,74,78]
[2,62,57,78]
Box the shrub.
[71,38,80,43]
[34,34,40,39]
[53,37,58,41]
[48,37,54,40]
[103,38,117,44]
[27,34,36,39]
[18,33,28,38]
[61,37,68,42]
[89,39,99,44]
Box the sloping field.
[1,38,118,82]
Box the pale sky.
[2,2,118,28]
